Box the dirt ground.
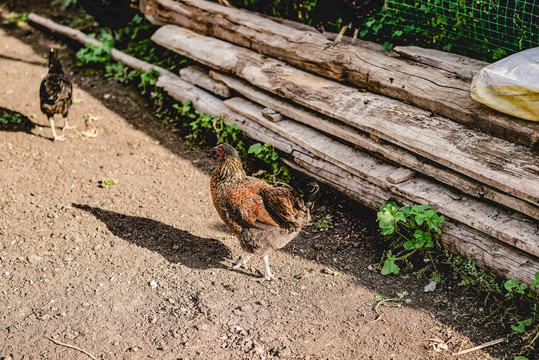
[0,3,524,360]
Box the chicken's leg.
[49,117,66,141]
[324,24,349,49]
[263,254,275,281]
[351,28,360,45]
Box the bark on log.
[393,46,489,80]
[151,25,539,209]
[211,72,539,219]
[386,168,415,184]
[180,65,231,98]
[139,0,539,149]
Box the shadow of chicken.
[39,48,73,141]
[312,0,386,47]
[210,143,319,280]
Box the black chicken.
[211,143,319,280]
[311,0,386,47]
[39,48,73,142]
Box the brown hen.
[210,143,319,280]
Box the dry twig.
[45,336,97,360]
[451,337,504,356]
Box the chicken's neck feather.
[214,156,247,184]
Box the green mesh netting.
[382,0,538,61]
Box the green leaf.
[382,41,394,51]
[381,251,400,275]
[504,279,519,292]
[511,322,525,333]
[248,143,263,155]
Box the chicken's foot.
[49,118,66,141]
[324,24,349,49]
[224,255,251,269]
[62,117,76,131]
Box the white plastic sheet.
[471,47,539,122]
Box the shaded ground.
[0,2,521,359]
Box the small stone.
[240,305,252,313]
[103,93,111,99]
[424,280,437,292]
[252,346,264,354]
[28,255,43,264]
[149,280,158,288]
[196,323,209,331]
[168,298,175,304]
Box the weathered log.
[139,0,539,149]
[151,25,539,208]
[393,46,489,80]
[179,65,231,98]
[211,72,539,219]
[28,13,175,79]
[224,97,539,258]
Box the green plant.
[0,112,22,125]
[2,12,28,27]
[512,318,533,334]
[313,214,333,232]
[248,143,290,182]
[376,202,444,275]
[447,253,539,355]
[99,179,117,188]
[76,31,114,67]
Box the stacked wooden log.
[136,0,539,284]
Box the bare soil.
[0,2,523,359]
